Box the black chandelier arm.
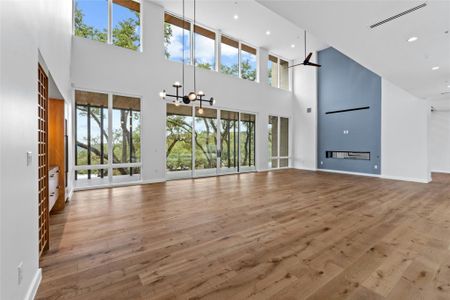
[165,94,184,99]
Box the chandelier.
[159,0,215,114]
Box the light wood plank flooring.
[36,170,450,299]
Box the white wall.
[70,1,294,182]
[291,58,431,183]
[381,79,431,183]
[0,0,72,299]
[429,101,450,174]
[292,56,318,170]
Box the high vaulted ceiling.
[257,0,450,102]
[153,0,328,60]
[154,0,450,102]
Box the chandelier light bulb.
[188,92,197,101]
[198,107,204,115]
[159,90,166,99]
[175,100,180,106]
[173,81,181,87]
[198,90,205,96]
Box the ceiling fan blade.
[304,52,313,63]
[288,63,304,68]
[306,62,321,67]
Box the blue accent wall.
[318,47,381,174]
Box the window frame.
[268,115,291,169]
[73,87,143,189]
[73,0,142,52]
[164,11,259,82]
[267,53,290,90]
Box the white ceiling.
[152,0,328,59]
[257,0,450,102]
[153,0,450,102]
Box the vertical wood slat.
[38,64,49,256]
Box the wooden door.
[38,64,49,256]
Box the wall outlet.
[306,107,312,113]
[18,262,23,285]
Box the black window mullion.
[87,104,91,179]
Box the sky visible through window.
[166,24,191,64]
[221,43,239,76]
[76,0,140,48]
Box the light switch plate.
[26,152,32,166]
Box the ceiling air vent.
[370,3,427,29]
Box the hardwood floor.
[36,169,450,300]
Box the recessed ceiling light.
[291,44,295,48]
[432,66,440,70]
[448,85,450,88]
[266,30,271,35]
[407,36,418,42]
[233,14,239,20]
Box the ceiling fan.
[289,30,321,68]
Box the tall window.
[164,13,191,64]
[241,44,257,81]
[268,55,278,87]
[74,0,108,42]
[269,115,289,168]
[112,95,141,181]
[280,59,289,90]
[112,0,141,50]
[267,55,289,90]
[194,25,216,70]
[75,90,141,187]
[74,0,141,51]
[240,113,256,169]
[166,104,193,174]
[220,36,239,77]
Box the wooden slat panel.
[241,43,257,55]
[221,35,239,48]
[38,64,49,256]
[269,54,278,63]
[194,25,215,40]
[165,13,190,30]
[112,0,140,12]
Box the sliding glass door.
[240,113,256,171]
[219,110,239,174]
[166,104,193,179]
[75,90,142,188]
[166,104,256,179]
[194,107,218,177]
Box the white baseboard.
[380,175,431,183]
[431,169,450,174]
[24,268,41,300]
[293,166,317,171]
[318,168,380,178]
[74,178,166,191]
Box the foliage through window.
[74,0,141,51]
[164,13,191,63]
[75,90,141,186]
[268,115,289,169]
[240,44,257,81]
[194,26,216,70]
[267,55,289,90]
[166,104,256,178]
[268,55,278,87]
[220,36,239,77]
